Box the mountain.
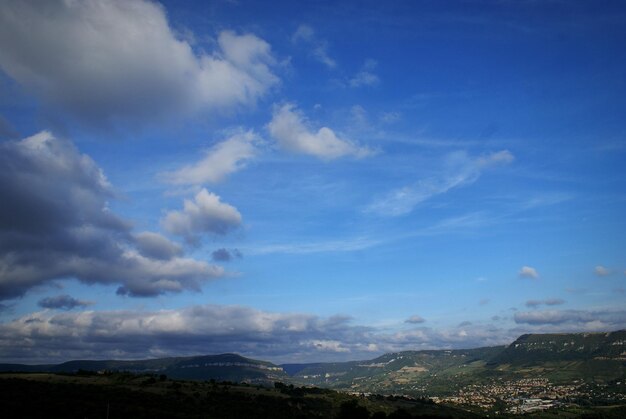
[283,330,626,397]
[1,331,624,397]
[0,353,288,384]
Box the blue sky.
[0,0,625,363]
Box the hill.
[0,353,288,384]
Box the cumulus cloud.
[0,131,223,300]
[162,131,259,185]
[268,103,373,160]
[292,24,336,68]
[212,248,242,262]
[519,266,539,279]
[38,295,91,310]
[162,189,242,240]
[0,0,278,126]
[525,298,565,308]
[405,315,426,324]
[349,59,380,88]
[367,150,514,216]
[595,265,611,276]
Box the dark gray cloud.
[525,298,565,308]
[211,248,243,262]
[0,0,278,127]
[38,294,91,310]
[405,315,426,324]
[134,232,182,260]
[0,132,224,300]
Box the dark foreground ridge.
[0,372,478,419]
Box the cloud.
[267,103,373,160]
[134,232,182,260]
[367,150,514,216]
[514,309,626,329]
[0,303,520,364]
[525,298,565,308]
[292,24,336,68]
[162,131,259,185]
[0,0,278,126]
[595,265,611,276]
[405,315,426,324]
[38,295,91,310]
[519,266,539,279]
[3,301,623,363]
[0,131,223,300]
[0,304,369,363]
[349,59,380,88]
[212,248,242,262]
[162,189,242,240]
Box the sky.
[0,0,625,364]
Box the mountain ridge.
[1,330,624,392]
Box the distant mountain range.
[0,353,288,384]
[2,330,625,395]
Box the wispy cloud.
[292,24,336,69]
[366,150,514,216]
[249,236,381,255]
[161,131,259,185]
[349,59,380,88]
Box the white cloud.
[0,0,278,125]
[367,150,514,216]
[162,189,242,239]
[519,266,539,279]
[594,265,611,276]
[291,24,336,68]
[267,103,373,160]
[162,131,258,185]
